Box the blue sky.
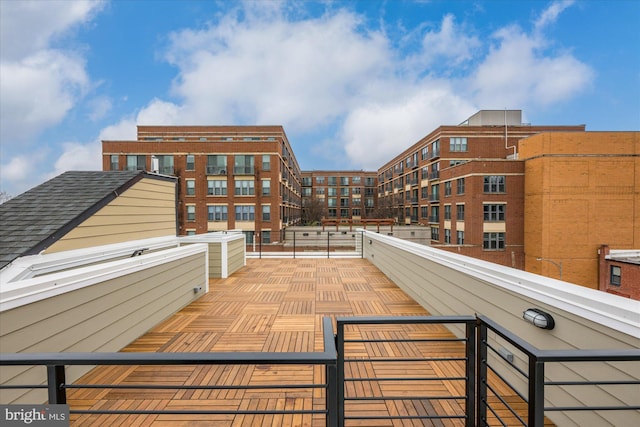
[1,0,639,197]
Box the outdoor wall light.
[523,308,555,330]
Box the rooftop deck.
[66,258,541,426]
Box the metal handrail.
[0,317,338,426]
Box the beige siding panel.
[46,178,176,254]
[364,237,640,427]
[0,252,205,404]
[227,238,245,275]
[208,243,222,277]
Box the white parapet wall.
[0,238,209,404]
[179,231,246,278]
[361,229,640,427]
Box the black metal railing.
[252,230,364,259]
[0,318,339,426]
[336,316,477,427]
[2,316,639,426]
[477,315,640,427]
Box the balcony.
[429,194,440,202]
[234,166,255,175]
[429,215,440,223]
[429,171,440,180]
[1,233,638,426]
[206,166,227,175]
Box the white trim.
[1,236,179,284]
[0,244,207,312]
[361,230,640,338]
[221,241,228,278]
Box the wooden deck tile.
[66,258,542,426]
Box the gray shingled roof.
[0,171,145,269]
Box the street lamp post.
[536,257,563,280]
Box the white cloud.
[87,96,113,121]
[0,156,32,182]
[342,86,477,169]
[51,141,102,178]
[469,24,593,108]
[164,9,391,132]
[0,0,103,143]
[535,0,575,32]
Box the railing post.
[293,231,296,259]
[477,319,488,426]
[259,230,262,259]
[326,362,338,427]
[327,231,330,258]
[47,365,66,404]
[465,319,476,427]
[529,358,545,427]
[336,320,345,427]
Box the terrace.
[1,231,639,426]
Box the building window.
[186,230,196,236]
[328,197,337,207]
[327,208,337,217]
[456,204,465,221]
[262,205,271,221]
[235,180,255,195]
[352,176,361,184]
[457,231,464,244]
[365,177,375,187]
[110,155,119,171]
[302,187,312,197]
[208,205,228,221]
[483,204,505,221]
[186,205,195,222]
[365,198,374,208]
[483,232,505,250]
[431,227,440,241]
[340,177,349,186]
[262,230,271,244]
[352,196,361,205]
[450,137,468,152]
[328,177,337,186]
[328,187,337,196]
[316,176,325,184]
[421,146,429,160]
[340,208,349,217]
[208,180,227,196]
[186,155,195,171]
[126,155,146,171]
[444,205,452,220]
[352,187,361,195]
[234,155,254,175]
[352,208,361,216]
[235,205,255,221]
[484,175,506,193]
[430,206,439,223]
[154,155,174,175]
[302,177,312,186]
[262,155,271,171]
[444,181,452,196]
[421,206,428,219]
[340,187,349,196]
[316,187,325,195]
[430,184,439,201]
[610,266,621,286]
[186,179,195,196]
[444,229,451,244]
[207,155,227,175]
[262,179,271,196]
[457,178,465,194]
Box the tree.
[301,197,326,225]
[369,194,400,219]
[0,191,12,204]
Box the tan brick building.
[301,171,378,222]
[103,126,302,243]
[520,131,640,288]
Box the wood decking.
[67,258,542,426]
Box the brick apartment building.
[102,126,302,243]
[377,110,585,269]
[301,171,378,222]
[597,245,640,300]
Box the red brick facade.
[598,245,640,300]
[103,126,301,243]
